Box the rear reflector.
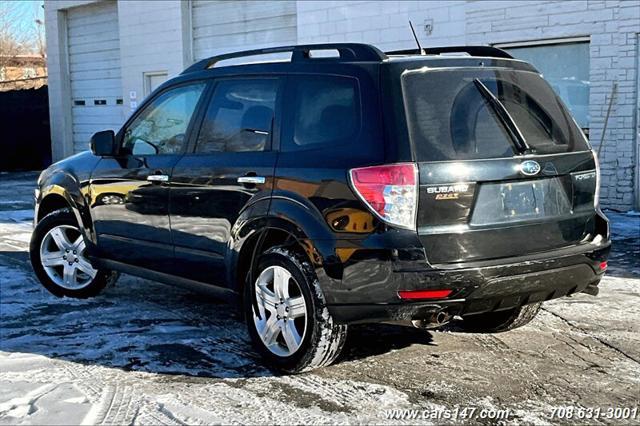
[349,163,418,230]
[599,261,608,271]
[398,289,453,300]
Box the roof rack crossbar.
[183,43,387,74]
[386,45,514,59]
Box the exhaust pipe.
[412,309,452,329]
[434,310,449,324]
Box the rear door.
[399,67,597,265]
[169,77,282,284]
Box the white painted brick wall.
[463,1,640,210]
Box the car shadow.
[0,250,434,379]
[0,251,29,263]
[605,236,640,279]
[341,323,435,361]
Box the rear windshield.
[401,68,590,161]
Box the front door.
[89,82,207,272]
[170,77,282,285]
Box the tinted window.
[123,83,205,155]
[284,76,359,151]
[401,69,590,161]
[196,79,277,153]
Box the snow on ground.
[0,172,638,424]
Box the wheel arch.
[230,202,341,305]
[37,192,70,223]
[37,171,95,242]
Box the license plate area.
[471,177,572,226]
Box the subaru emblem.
[520,160,541,176]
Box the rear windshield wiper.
[473,78,531,154]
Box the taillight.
[592,149,600,207]
[349,163,418,230]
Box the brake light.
[599,261,608,271]
[349,163,418,230]
[398,289,453,300]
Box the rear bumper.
[327,241,610,324]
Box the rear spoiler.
[386,46,513,59]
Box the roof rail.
[386,45,514,59]
[182,43,387,74]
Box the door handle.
[243,128,270,136]
[147,174,169,183]
[237,176,266,184]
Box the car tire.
[30,208,118,298]
[459,302,542,333]
[244,247,347,373]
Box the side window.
[284,76,360,151]
[122,83,206,155]
[196,79,278,153]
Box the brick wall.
[464,0,640,210]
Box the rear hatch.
[399,63,598,265]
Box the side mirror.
[90,130,117,156]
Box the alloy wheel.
[252,265,308,357]
[39,224,97,290]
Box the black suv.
[31,43,610,372]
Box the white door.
[191,0,297,61]
[144,72,168,97]
[67,1,123,153]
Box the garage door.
[67,1,123,153]
[192,0,297,61]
